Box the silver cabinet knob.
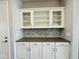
[2,40,8,43]
[5,37,7,39]
[4,40,8,42]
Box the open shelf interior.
[23,12,31,26]
[33,22,49,28]
[33,11,49,27]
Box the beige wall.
[60,0,73,41]
[22,0,61,8]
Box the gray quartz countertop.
[16,37,70,42]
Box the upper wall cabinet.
[20,7,64,28]
[21,11,33,28]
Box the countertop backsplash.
[23,29,60,37]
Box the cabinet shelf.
[33,21,49,23]
[34,16,49,18]
[23,21,31,22]
[52,20,61,22]
[34,20,49,22]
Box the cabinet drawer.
[30,42,41,46]
[43,42,55,46]
[16,42,29,46]
[56,42,69,47]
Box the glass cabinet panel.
[22,12,31,27]
[52,11,62,26]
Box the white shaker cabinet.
[16,42,70,59]
[16,42,30,59]
[55,42,70,59]
[20,7,64,28]
[42,42,55,59]
[30,42,41,59]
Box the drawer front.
[43,42,55,46]
[56,42,69,47]
[16,42,29,46]
[30,42,42,46]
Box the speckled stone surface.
[16,37,70,42]
[23,29,62,37]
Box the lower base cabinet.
[55,42,70,59]
[16,42,70,59]
[30,42,41,59]
[42,42,55,59]
[16,42,30,59]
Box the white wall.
[59,1,73,59]
[64,1,73,59]
[8,0,15,59]
[60,0,73,41]
[78,45,79,59]
[8,0,23,59]
[60,0,79,59]
[72,0,79,59]
[11,0,23,59]
[22,0,60,8]
[12,0,23,41]
[65,0,73,41]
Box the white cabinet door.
[30,42,41,59]
[21,10,33,28]
[16,42,30,59]
[50,8,64,28]
[42,42,55,59]
[55,42,69,59]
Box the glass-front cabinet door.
[50,9,64,28]
[21,11,32,28]
[20,8,64,28]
